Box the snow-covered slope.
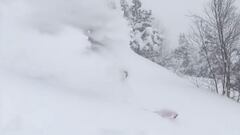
[1,1,240,135]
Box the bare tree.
[190,0,240,97]
[190,19,220,94]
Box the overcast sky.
[142,0,240,47]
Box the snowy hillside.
[1,0,240,135]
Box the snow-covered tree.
[173,34,196,76]
[165,33,202,77]
[120,0,165,64]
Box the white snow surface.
[1,1,240,135]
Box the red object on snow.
[154,110,178,120]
